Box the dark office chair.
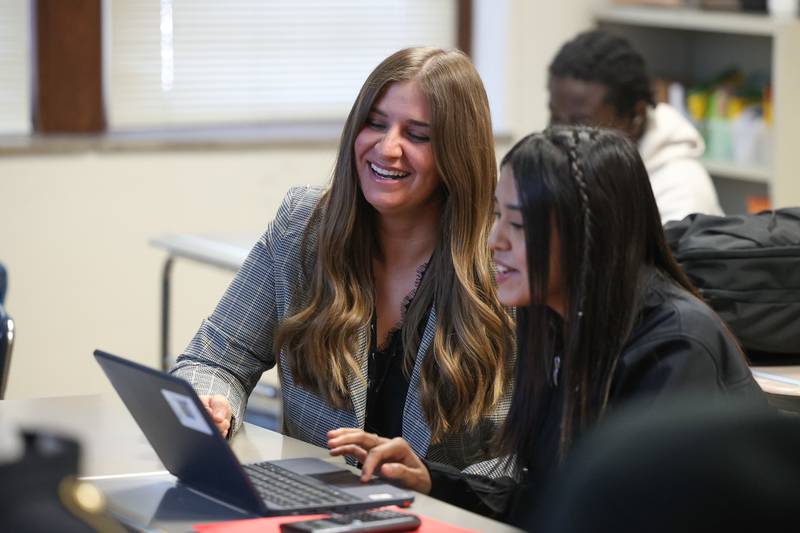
[0,263,14,399]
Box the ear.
[630,100,648,141]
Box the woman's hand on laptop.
[199,394,232,438]
[327,429,432,494]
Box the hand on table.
[199,394,232,438]
[327,428,432,494]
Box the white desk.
[150,232,283,429]
[0,394,521,532]
[751,366,800,413]
[149,232,800,405]
[752,367,800,396]
[150,233,258,371]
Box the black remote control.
[279,509,421,533]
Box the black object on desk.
[0,430,124,532]
[280,509,421,533]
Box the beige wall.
[505,1,594,135]
[0,0,595,400]
[0,149,334,398]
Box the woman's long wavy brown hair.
[274,47,513,443]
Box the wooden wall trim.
[457,0,473,57]
[35,0,104,133]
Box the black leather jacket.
[426,271,765,527]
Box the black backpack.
[664,209,800,359]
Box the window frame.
[32,0,473,136]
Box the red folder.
[193,506,479,533]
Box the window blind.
[107,0,456,129]
[0,1,31,134]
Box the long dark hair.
[497,126,697,467]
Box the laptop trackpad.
[308,469,381,488]
[269,458,411,503]
[270,458,396,489]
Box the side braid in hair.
[555,127,595,321]
[546,126,599,454]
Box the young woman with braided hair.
[327,126,763,527]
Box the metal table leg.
[160,256,174,371]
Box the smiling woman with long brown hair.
[171,47,514,473]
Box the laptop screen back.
[94,349,266,515]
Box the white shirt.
[639,103,724,225]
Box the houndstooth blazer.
[172,186,513,475]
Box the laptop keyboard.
[243,461,361,508]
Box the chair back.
[0,263,14,399]
[0,262,6,303]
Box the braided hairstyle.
[564,128,594,323]
[549,30,654,118]
[496,126,696,469]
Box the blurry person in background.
[533,395,789,533]
[548,30,723,224]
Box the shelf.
[702,159,771,183]
[595,6,800,36]
[593,4,800,207]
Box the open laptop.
[94,349,414,516]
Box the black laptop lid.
[94,349,266,515]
